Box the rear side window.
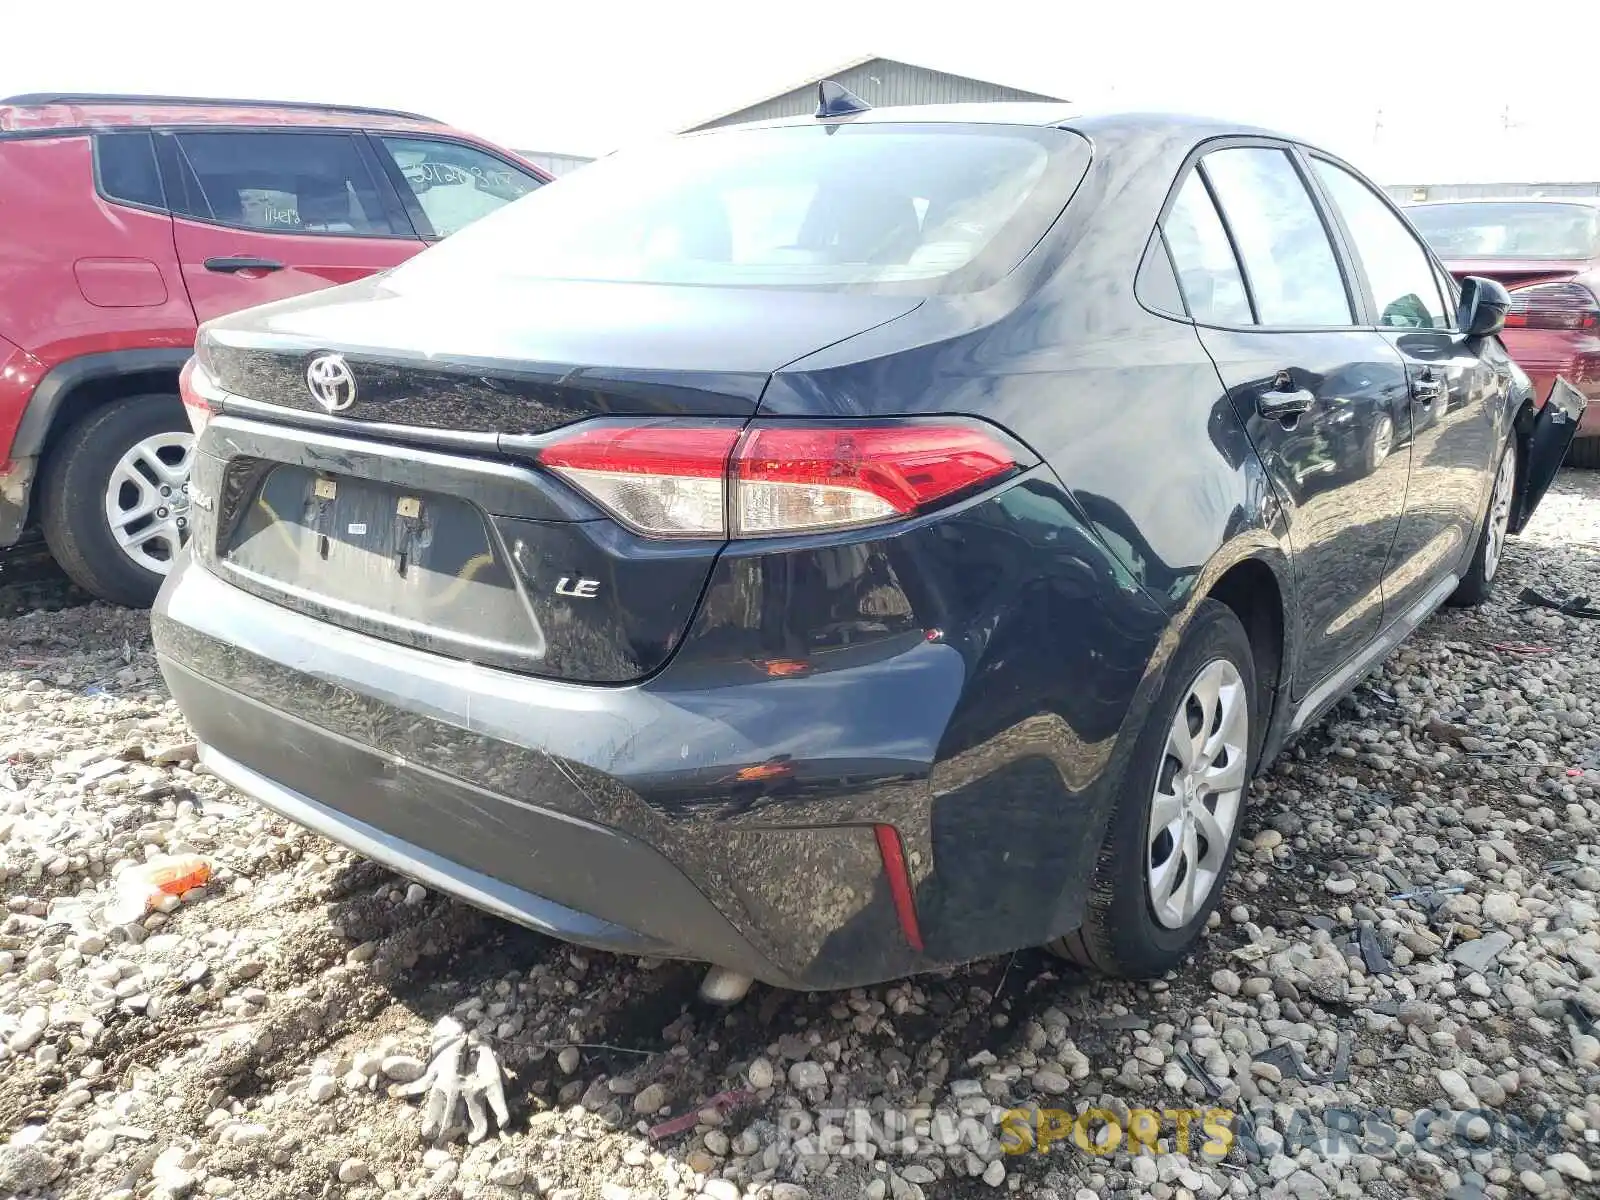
[1311,158,1451,329]
[384,123,1092,296]
[96,132,164,210]
[377,137,541,238]
[1201,147,1352,327]
[1134,229,1186,318]
[1163,172,1253,325]
[164,132,400,237]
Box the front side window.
[383,123,1092,295]
[1312,158,1449,329]
[1163,171,1253,325]
[1201,147,1352,327]
[165,132,398,236]
[378,137,542,238]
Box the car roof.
[694,102,1301,145]
[0,92,450,136]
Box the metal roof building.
[1385,180,1600,204]
[680,55,1063,133]
[518,149,595,177]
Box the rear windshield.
[384,123,1091,295]
[1407,201,1600,260]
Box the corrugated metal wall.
[686,58,1061,132]
[1385,181,1600,203]
[519,151,594,177]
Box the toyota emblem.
[305,353,357,413]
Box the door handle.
[1257,385,1316,422]
[1412,373,1445,404]
[203,256,284,274]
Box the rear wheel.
[39,395,194,608]
[1049,599,1257,977]
[1447,437,1516,608]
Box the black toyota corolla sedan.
[154,88,1584,998]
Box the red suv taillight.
[1505,281,1600,331]
[538,420,1021,539]
[178,356,223,435]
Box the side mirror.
[1456,275,1511,338]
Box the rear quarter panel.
[748,118,1296,963]
[0,136,197,395]
[765,116,1294,659]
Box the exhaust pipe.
[699,967,754,1005]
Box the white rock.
[1481,891,1526,924]
[788,1061,826,1090]
[380,1054,426,1082]
[488,1159,525,1186]
[1548,1152,1592,1183]
[746,1057,775,1090]
[336,1159,368,1184]
[1211,968,1242,996]
[1032,1067,1071,1094]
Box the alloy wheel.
[1148,658,1249,929]
[1370,415,1394,470]
[1482,446,1516,583]
[103,432,195,576]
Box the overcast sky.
[7,1,1598,185]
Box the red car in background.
[0,93,550,605]
[1407,197,1600,465]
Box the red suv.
[0,92,550,605]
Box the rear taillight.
[178,356,222,435]
[537,420,1020,539]
[732,425,1017,536]
[1505,282,1600,331]
[538,423,740,537]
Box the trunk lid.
[193,275,922,683]
[1440,257,1590,289]
[202,274,921,433]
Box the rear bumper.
[153,449,1162,990]
[194,737,675,962]
[155,553,1101,990]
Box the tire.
[1566,436,1600,469]
[1447,436,1517,609]
[1048,599,1259,978]
[38,395,194,608]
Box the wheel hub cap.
[1148,658,1249,930]
[104,431,195,577]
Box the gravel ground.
[3,474,1600,1200]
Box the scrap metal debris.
[647,1087,755,1141]
[1357,923,1395,977]
[1517,586,1600,619]
[1327,1031,1352,1084]
[1253,1043,1314,1083]
[1174,1044,1224,1098]
[1565,999,1598,1039]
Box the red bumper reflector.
[874,823,924,952]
